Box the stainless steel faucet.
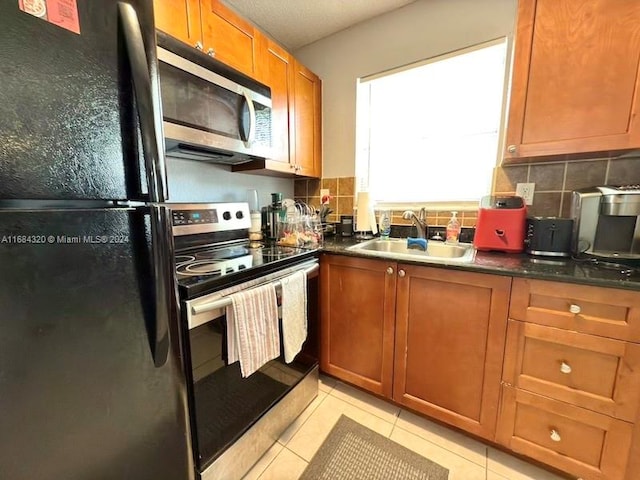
[402,208,427,239]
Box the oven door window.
[189,314,309,470]
[159,62,244,140]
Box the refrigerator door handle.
[118,2,168,204]
[148,204,175,367]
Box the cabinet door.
[393,266,511,440]
[200,0,256,76]
[504,0,640,162]
[153,0,202,48]
[255,36,293,169]
[320,255,396,397]
[292,61,322,178]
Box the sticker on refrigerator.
[19,0,80,35]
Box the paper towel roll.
[355,192,378,233]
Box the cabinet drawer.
[510,278,640,342]
[497,387,634,480]
[504,321,640,421]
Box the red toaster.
[473,196,527,253]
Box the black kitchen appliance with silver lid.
[525,217,573,257]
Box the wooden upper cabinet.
[254,36,293,168]
[200,0,256,76]
[504,0,640,163]
[153,0,202,48]
[292,61,322,178]
[393,266,512,440]
[155,0,322,179]
[320,255,396,397]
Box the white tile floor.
[242,375,572,480]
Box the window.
[355,38,509,207]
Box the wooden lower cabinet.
[503,320,640,422]
[497,387,634,480]
[510,277,640,343]
[320,255,511,440]
[320,255,640,478]
[393,266,511,440]
[320,255,396,397]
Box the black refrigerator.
[0,2,194,479]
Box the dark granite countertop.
[320,235,640,291]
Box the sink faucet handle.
[402,210,415,220]
[418,208,427,222]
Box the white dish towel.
[280,270,307,363]
[226,283,280,378]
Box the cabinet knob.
[569,304,581,314]
[386,267,394,275]
[207,48,215,57]
[550,429,562,442]
[398,269,406,277]
[507,145,516,154]
[195,41,203,51]
[560,362,572,374]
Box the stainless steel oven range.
[170,202,319,480]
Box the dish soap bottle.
[446,211,460,244]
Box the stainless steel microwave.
[156,32,272,165]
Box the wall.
[294,0,518,179]
[166,157,294,207]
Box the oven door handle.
[190,262,319,316]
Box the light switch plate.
[516,183,535,205]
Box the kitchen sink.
[347,238,476,264]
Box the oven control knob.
[222,211,232,221]
[236,210,244,219]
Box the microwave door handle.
[118,2,168,204]
[241,90,256,144]
[119,2,173,368]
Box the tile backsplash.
[494,155,640,218]
[295,154,640,228]
[294,177,354,224]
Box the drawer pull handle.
[569,304,581,314]
[560,362,572,374]
[550,429,561,442]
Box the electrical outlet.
[516,183,535,205]
[320,188,330,198]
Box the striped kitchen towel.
[226,283,280,378]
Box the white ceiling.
[223,0,418,51]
